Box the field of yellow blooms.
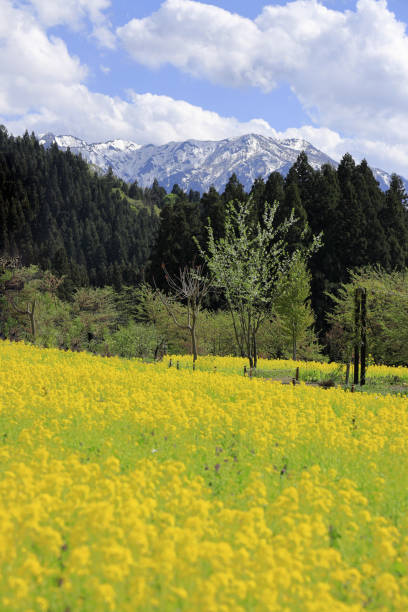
[1,341,408,611]
[168,353,408,384]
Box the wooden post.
[249,368,252,378]
[176,361,180,370]
[354,288,361,385]
[244,366,247,377]
[295,367,299,381]
[168,359,172,368]
[292,377,296,386]
[351,384,355,393]
[345,362,350,386]
[360,289,367,386]
[193,362,195,371]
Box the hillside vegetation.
[2,128,408,361]
[0,127,159,289]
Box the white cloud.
[92,24,116,49]
[0,0,87,115]
[2,0,408,177]
[117,0,408,148]
[21,0,110,27]
[0,1,278,144]
[117,0,275,89]
[4,86,278,145]
[19,0,116,47]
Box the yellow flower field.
[1,341,408,610]
[167,353,408,383]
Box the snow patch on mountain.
[38,132,407,194]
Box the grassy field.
[1,341,408,610]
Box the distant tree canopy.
[2,126,408,339]
[327,266,408,366]
[0,126,160,292]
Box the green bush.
[106,322,162,359]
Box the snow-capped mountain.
[39,132,406,194]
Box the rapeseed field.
[1,341,408,611]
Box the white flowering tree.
[200,198,321,368]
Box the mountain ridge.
[39,132,407,194]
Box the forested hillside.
[148,152,408,329]
[0,126,159,291]
[2,127,408,336]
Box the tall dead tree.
[157,265,210,362]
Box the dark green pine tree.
[188,189,201,203]
[222,173,247,205]
[381,174,408,268]
[148,192,202,288]
[287,151,316,213]
[335,153,366,276]
[150,178,167,209]
[308,163,342,332]
[353,159,390,269]
[0,128,158,291]
[200,186,225,242]
[248,177,266,225]
[128,180,143,200]
[264,172,285,208]
[280,174,308,251]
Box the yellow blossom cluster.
[1,341,408,610]
[166,353,408,383]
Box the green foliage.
[0,130,158,290]
[275,252,316,360]
[327,266,408,365]
[106,321,162,360]
[3,126,408,355]
[200,197,321,367]
[148,190,202,287]
[197,310,238,356]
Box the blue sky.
[2,0,408,175]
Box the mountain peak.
[41,132,407,194]
[38,132,56,147]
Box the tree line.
[2,126,408,363]
[149,152,408,333]
[0,126,160,293]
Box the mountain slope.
[39,132,407,194]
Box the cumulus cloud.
[117,0,408,146]
[0,1,276,143]
[2,0,408,177]
[4,87,279,145]
[0,0,87,115]
[19,0,116,47]
[20,0,110,28]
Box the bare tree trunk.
[158,265,209,364]
[29,300,36,340]
[191,317,198,362]
[246,311,253,368]
[229,304,244,356]
[345,362,350,385]
[253,335,257,369]
[354,288,361,385]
